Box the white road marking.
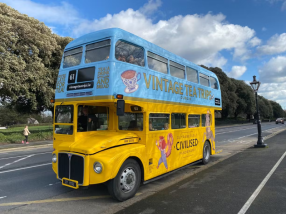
[0,152,51,161]
[216,127,257,134]
[0,196,7,199]
[238,151,286,214]
[0,155,34,170]
[0,163,51,174]
[216,125,279,135]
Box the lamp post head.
[250,75,261,92]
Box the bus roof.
[65,28,213,77]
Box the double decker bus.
[52,28,222,201]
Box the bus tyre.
[107,159,141,201]
[202,141,211,165]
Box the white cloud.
[266,0,286,11]
[2,0,260,67]
[249,37,262,47]
[259,55,286,83]
[256,33,286,55]
[139,0,162,16]
[282,1,286,10]
[262,27,267,31]
[1,0,81,25]
[73,8,258,67]
[259,82,286,109]
[227,66,247,78]
[258,55,286,108]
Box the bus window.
[147,52,168,74]
[171,113,186,129]
[210,77,218,89]
[55,105,73,123]
[188,114,200,128]
[149,113,170,131]
[115,40,145,67]
[77,105,109,132]
[63,47,82,68]
[55,105,74,135]
[85,39,111,63]
[199,73,209,87]
[170,61,185,79]
[186,67,198,83]
[118,113,143,131]
[202,114,212,127]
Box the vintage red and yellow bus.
[52,28,222,201]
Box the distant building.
[27,118,39,124]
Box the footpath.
[115,130,286,214]
[0,140,52,151]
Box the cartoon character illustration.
[156,133,173,170]
[202,110,215,151]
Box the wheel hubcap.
[120,167,136,193]
[204,144,210,160]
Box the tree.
[269,100,284,118]
[231,79,255,119]
[0,3,73,114]
[201,66,238,118]
[257,96,273,119]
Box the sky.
[2,0,286,109]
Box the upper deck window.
[199,73,209,87]
[63,47,82,68]
[210,77,218,89]
[147,52,168,74]
[186,67,198,83]
[115,40,145,67]
[170,61,185,79]
[85,39,111,63]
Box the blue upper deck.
[56,28,222,109]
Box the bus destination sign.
[67,82,94,91]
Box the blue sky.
[2,0,286,108]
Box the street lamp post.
[250,76,267,148]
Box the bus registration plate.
[62,178,79,189]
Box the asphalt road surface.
[0,122,285,214]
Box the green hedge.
[0,131,53,144]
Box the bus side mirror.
[117,100,125,116]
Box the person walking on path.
[22,126,31,144]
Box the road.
[0,123,285,214]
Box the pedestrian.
[22,126,31,144]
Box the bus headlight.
[52,154,57,163]
[93,162,103,174]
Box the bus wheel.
[202,141,211,165]
[107,159,141,201]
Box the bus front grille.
[58,153,84,185]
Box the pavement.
[0,123,285,214]
[115,128,286,214]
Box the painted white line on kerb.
[0,163,51,174]
[238,151,286,214]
